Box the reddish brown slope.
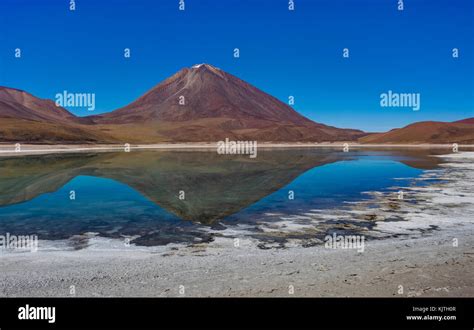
[0,87,95,124]
[0,87,115,143]
[454,118,474,124]
[359,119,474,144]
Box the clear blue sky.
[1,0,473,132]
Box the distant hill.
[0,87,83,124]
[454,118,474,125]
[359,119,474,144]
[0,87,114,143]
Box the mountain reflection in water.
[0,148,447,246]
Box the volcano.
[90,64,365,142]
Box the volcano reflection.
[0,148,446,245]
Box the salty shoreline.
[0,227,472,297]
[0,142,472,157]
[0,152,473,297]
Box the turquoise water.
[232,156,420,218]
[0,149,447,246]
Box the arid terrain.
[359,118,474,144]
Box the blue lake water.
[0,148,449,246]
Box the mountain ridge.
[0,64,472,144]
[359,119,474,144]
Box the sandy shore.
[0,142,473,157]
[0,152,473,297]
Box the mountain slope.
[359,119,474,144]
[91,64,365,142]
[0,87,116,143]
[0,87,81,124]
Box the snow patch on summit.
[191,63,221,71]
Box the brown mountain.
[359,118,474,144]
[0,87,81,124]
[0,87,116,143]
[90,64,365,142]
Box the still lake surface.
[0,148,456,247]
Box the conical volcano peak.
[87,63,367,142]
